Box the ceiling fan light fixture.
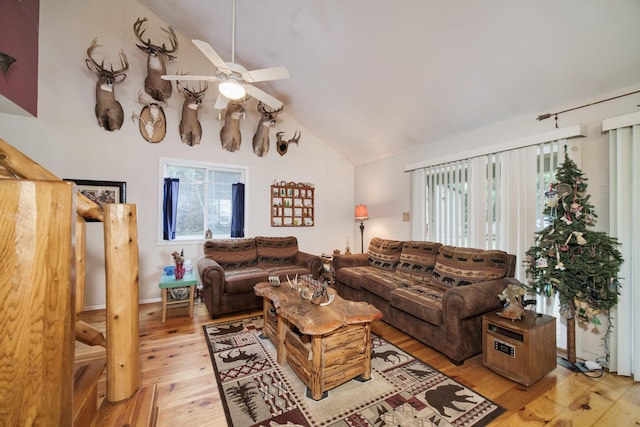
[218,80,246,100]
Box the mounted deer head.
[85,38,129,131]
[220,99,247,152]
[252,102,283,157]
[276,131,301,156]
[177,81,207,146]
[133,17,178,102]
[131,91,167,143]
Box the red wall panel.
[0,0,39,117]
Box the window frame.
[157,157,248,245]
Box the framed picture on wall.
[64,179,126,221]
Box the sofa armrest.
[332,253,369,270]
[294,251,323,278]
[197,257,226,316]
[443,277,522,320]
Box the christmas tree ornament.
[545,188,558,207]
[555,248,565,270]
[570,202,583,214]
[574,231,587,245]
[545,186,559,217]
[560,212,573,225]
[555,182,572,198]
[536,257,548,268]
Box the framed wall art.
[65,179,126,221]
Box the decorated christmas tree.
[525,146,622,363]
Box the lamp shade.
[218,80,246,100]
[355,204,369,221]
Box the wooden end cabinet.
[255,282,382,400]
[482,311,557,386]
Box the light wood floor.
[78,302,640,426]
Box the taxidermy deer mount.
[133,17,178,102]
[85,38,129,131]
[220,99,246,152]
[0,51,17,76]
[131,91,167,143]
[252,102,283,157]
[276,131,301,156]
[177,81,208,146]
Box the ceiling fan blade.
[213,94,229,110]
[242,66,290,83]
[192,39,231,75]
[245,85,283,110]
[161,75,220,81]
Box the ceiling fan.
[161,0,290,110]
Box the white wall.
[355,84,640,362]
[0,0,354,308]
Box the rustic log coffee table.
[254,281,382,400]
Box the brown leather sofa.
[197,236,322,318]
[333,237,522,364]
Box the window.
[412,139,570,349]
[159,158,247,241]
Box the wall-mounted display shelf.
[271,181,314,227]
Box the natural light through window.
[159,158,246,241]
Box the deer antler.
[289,130,301,145]
[161,26,178,56]
[133,17,178,59]
[133,17,151,47]
[258,101,283,116]
[86,38,128,75]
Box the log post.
[0,180,76,426]
[75,215,87,314]
[104,204,140,402]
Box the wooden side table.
[482,310,556,386]
[159,272,198,323]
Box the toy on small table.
[172,250,185,280]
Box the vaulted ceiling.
[142,1,640,165]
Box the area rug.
[204,316,504,427]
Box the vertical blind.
[603,112,640,380]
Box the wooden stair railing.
[0,138,153,426]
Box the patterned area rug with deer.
[204,316,504,427]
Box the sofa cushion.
[334,266,373,290]
[256,236,299,267]
[390,282,445,325]
[262,265,311,278]
[361,270,416,301]
[224,267,269,294]
[367,237,403,271]
[203,238,258,270]
[396,241,442,283]
[432,245,511,288]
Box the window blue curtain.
[163,178,179,240]
[231,182,245,237]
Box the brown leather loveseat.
[198,236,322,318]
